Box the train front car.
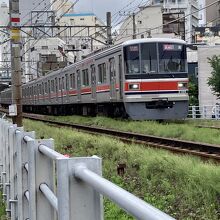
[122,38,188,120]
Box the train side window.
[59,78,61,91]
[109,58,116,76]
[48,80,50,94]
[65,74,69,90]
[70,73,76,89]
[62,77,65,90]
[55,78,58,92]
[51,80,54,92]
[91,64,96,83]
[98,63,106,84]
[82,69,89,86]
[70,74,73,88]
[45,82,47,94]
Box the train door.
[91,64,96,100]
[55,77,59,102]
[109,58,117,100]
[61,76,65,104]
[65,74,70,103]
[77,70,81,102]
[118,55,123,100]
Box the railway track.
[22,113,220,162]
[196,125,220,130]
[1,108,220,161]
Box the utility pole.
[132,13,136,39]
[9,0,23,126]
[106,12,113,45]
[120,12,137,39]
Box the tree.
[207,55,220,99]
[188,76,198,106]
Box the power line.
[116,0,220,42]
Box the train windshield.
[124,44,140,74]
[124,42,186,74]
[141,43,157,73]
[158,43,186,73]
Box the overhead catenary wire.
[116,0,220,42]
[21,0,80,57]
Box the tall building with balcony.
[0,2,10,84]
[205,0,220,26]
[154,0,199,43]
[115,0,199,44]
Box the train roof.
[122,38,186,46]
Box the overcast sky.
[74,0,131,21]
[0,0,133,21]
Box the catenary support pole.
[9,0,23,126]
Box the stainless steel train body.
[0,38,189,120]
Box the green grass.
[24,119,220,220]
[0,191,6,219]
[47,115,220,145]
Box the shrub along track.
[21,113,220,162]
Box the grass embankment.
[24,119,220,220]
[47,115,220,145]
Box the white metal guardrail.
[188,105,220,119]
[0,118,175,220]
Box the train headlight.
[178,82,187,89]
[129,83,140,90]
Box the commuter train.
[0,38,189,120]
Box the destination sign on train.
[163,44,182,51]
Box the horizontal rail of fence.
[188,105,220,119]
[0,118,175,220]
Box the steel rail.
[23,114,220,161]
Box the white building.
[58,12,107,61]
[197,45,220,107]
[0,2,10,81]
[154,0,199,43]
[116,0,199,44]
[24,38,67,81]
[115,5,176,44]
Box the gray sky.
[74,0,132,21]
[1,0,135,21]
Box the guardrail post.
[57,157,103,220]
[192,106,196,119]
[9,124,17,219]
[14,128,23,220]
[216,105,220,119]
[35,139,56,220]
[22,131,35,220]
[26,135,37,220]
[202,105,207,119]
[5,122,12,216]
[0,120,4,184]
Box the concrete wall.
[198,46,220,107]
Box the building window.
[42,46,48,50]
[82,69,89,86]
[98,63,107,84]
